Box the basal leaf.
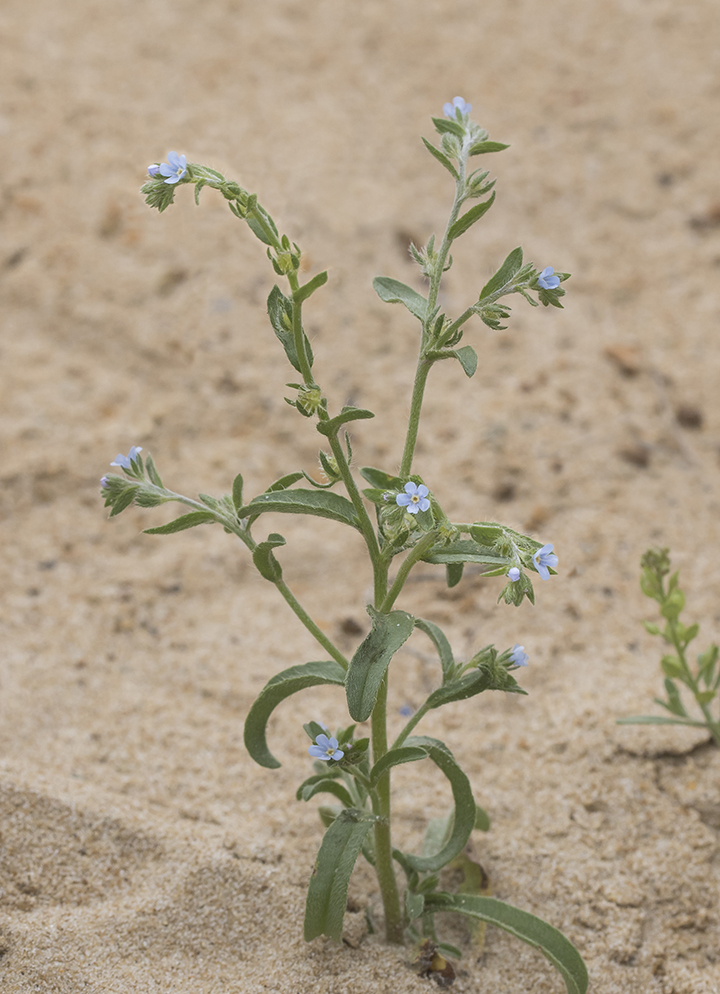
[304,809,378,942]
[346,608,416,721]
[423,893,589,994]
[243,660,347,768]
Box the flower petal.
[404,482,418,495]
[416,485,429,498]
[396,494,411,507]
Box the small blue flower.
[507,567,521,582]
[510,644,529,667]
[399,705,414,717]
[100,476,109,488]
[537,267,561,290]
[308,733,344,762]
[532,543,558,581]
[396,482,430,515]
[443,96,472,118]
[110,446,143,471]
[159,151,187,185]
[147,164,161,177]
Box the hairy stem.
[371,675,404,943]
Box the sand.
[2,0,720,991]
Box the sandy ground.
[2,1,720,991]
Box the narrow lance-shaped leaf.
[372,277,428,322]
[316,406,375,438]
[238,488,361,531]
[266,285,314,372]
[144,511,216,535]
[399,736,476,873]
[293,270,328,305]
[304,809,378,942]
[346,608,416,722]
[468,140,510,156]
[359,466,404,490]
[243,660,347,769]
[300,779,355,808]
[421,137,460,180]
[369,745,428,788]
[414,618,454,681]
[447,192,496,241]
[231,473,244,514]
[479,247,524,300]
[422,893,589,994]
[252,533,286,582]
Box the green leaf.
[696,690,716,706]
[414,618,454,680]
[426,669,493,709]
[421,539,506,568]
[300,778,355,808]
[266,285,314,372]
[447,193,496,241]
[108,486,139,517]
[369,746,428,788]
[663,677,687,716]
[421,137,459,180]
[143,511,216,535]
[231,473,244,514]
[252,533,286,582]
[243,660,347,769]
[304,809,378,942]
[296,770,342,798]
[145,455,164,488]
[468,140,510,156]
[452,345,477,377]
[474,804,491,832]
[479,247,524,300]
[359,466,404,490]
[238,488,360,531]
[431,116,464,138]
[246,207,279,246]
[346,607,416,722]
[293,270,328,305]
[446,563,464,588]
[423,893,588,994]
[372,277,428,322]
[660,655,684,679]
[400,736,476,873]
[405,889,425,922]
[264,471,304,492]
[316,407,375,438]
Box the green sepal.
[144,455,163,488]
[293,270,328,305]
[421,137,459,180]
[372,277,428,322]
[359,466,404,490]
[446,563,464,588]
[346,607,416,722]
[143,511,216,535]
[468,140,510,156]
[304,809,378,942]
[238,489,361,531]
[398,736,476,873]
[193,179,207,205]
[243,660,347,769]
[299,778,355,808]
[369,746,429,788]
[447,193,496,241]
[252,533,286,582]
[422,893,588,994]
[141,178,177,214]
[316,406,375,437]
[431,116,464,138]
[479,247,523,300]
[414,618,455,681]
[266,285,314,372]
[108,485,140,517]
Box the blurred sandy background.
[2,1,720,991]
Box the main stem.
[371,675,404,943]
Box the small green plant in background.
[101,97,587,993]
[618,547,720,745]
